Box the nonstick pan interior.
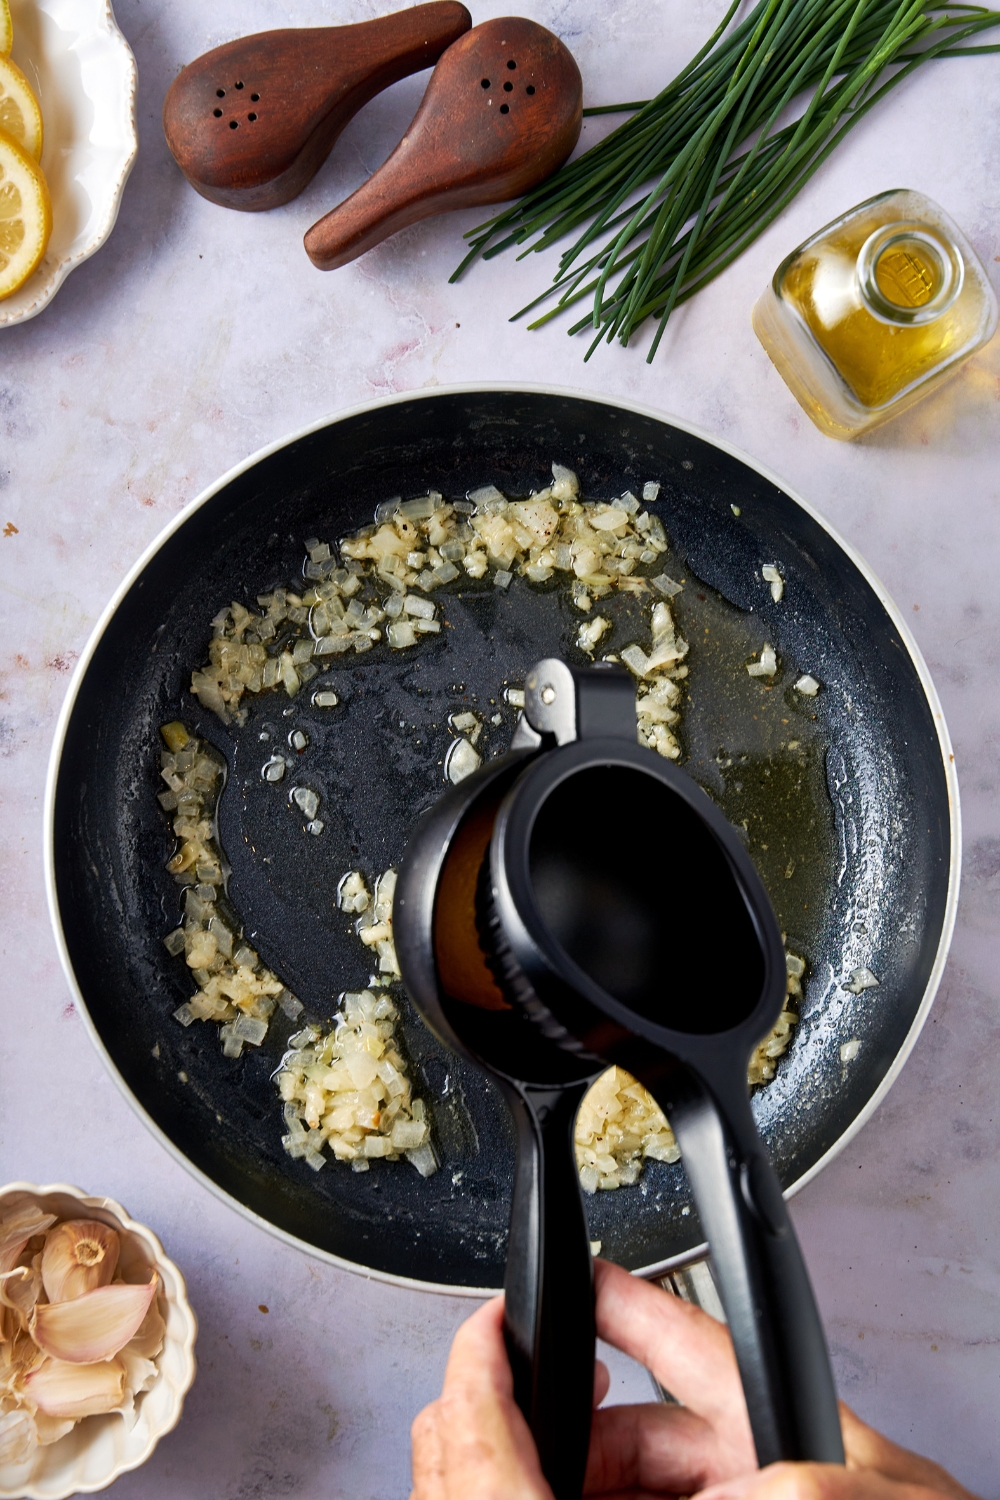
[48,388,956,1291]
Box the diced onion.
[157,727,284,1055]
[275,982,435,1178]
[844,966,880,994]
[446,738,482,784]
[582,946,806,1187]
[747,644,778,677]
[762,564,784,602]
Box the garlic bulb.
[25,1356,126,1418]
[40,1220,119,1303]
[30,1276,157,1364]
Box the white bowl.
[0,0,138,326]
[0,1183,197,1499]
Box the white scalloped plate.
[0,0,137,326]
[0,1183,197,1498]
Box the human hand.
[410,1292,566,1500]
[585,1260,979,1500]
[410,1257,979,1500]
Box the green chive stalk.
[453,1,1000,361]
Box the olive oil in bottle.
[753,190,997,439]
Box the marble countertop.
[2,0,999,1494]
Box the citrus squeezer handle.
[501,1080,595,1500]
[667,1069,845,1467]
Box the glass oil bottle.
[753,190,998,439]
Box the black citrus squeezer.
[393,658,843,1498]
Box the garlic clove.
[127,1296,166,1360]
[116,1347,160,1430]
[34,1411,76,1447]
[0,1205,57,1275]
[0,1407,37,1466]
[41,1219,120,1303]
[0,1259,43,1326]
[25,1355,126,1418]
[0,1326,43,1395]
[31,1276,157,1364]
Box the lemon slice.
[0,127,51,299]
[0,1,11,58]
[0,55,42,161]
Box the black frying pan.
[46,386,958,1293]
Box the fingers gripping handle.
[667,1077,845,1467]
[501,1081,595,1500]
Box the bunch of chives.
[453,1,1000,362]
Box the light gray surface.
[2,1,999,1495]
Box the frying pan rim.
[43,381,961,1294]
